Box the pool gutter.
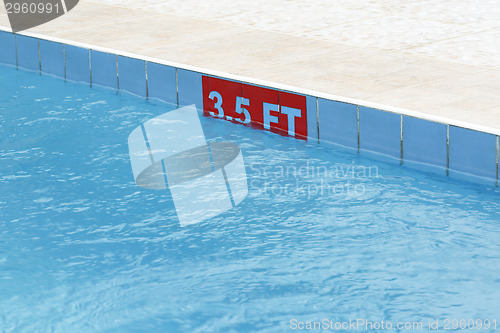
[1,27,499,186]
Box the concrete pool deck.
[1,0,499,133]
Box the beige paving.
[1,0,499,132]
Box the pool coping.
[1,27,499,186]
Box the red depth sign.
[202,76,308,140]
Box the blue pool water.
[0,65,499,333]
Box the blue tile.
[449,126,497,180]
[91,50,117,89]
[146,62,176,104]
[17,34,39,71]
[65,45,90,83]
[306,95,318,142]
[40,40,64,78]
[359,106,401,158]
[118,56,146,97]
[319,99,358,149]
[0,31,16,66]
[178,69,202,108]
[403,116,447,168]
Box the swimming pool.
[1,63,499,333]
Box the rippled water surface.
[0,66,499,332]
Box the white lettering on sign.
[203,79,307,139]
[281,106,301,137]
[263,103,302,137]
[235,96,251,124]
[208,91,224,118]
[263,102,280,130]
[209,91,253,124]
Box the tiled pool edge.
[1,28,499,187]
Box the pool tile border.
[16,34,39,72]
[146,62,177,105]
[403,116,448,169]
[39,39,64,78]
[0,28,499,186]
[0,31,17,66]
[90,50,117,89]
[65,45,90,84]
[449,126,498,180]
[117,56,147,98]
[177,68,203,108]
[359,106,401,159]
[318,99,358,150]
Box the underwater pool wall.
[1,28,499,186]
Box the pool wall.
[1,29,499,186]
